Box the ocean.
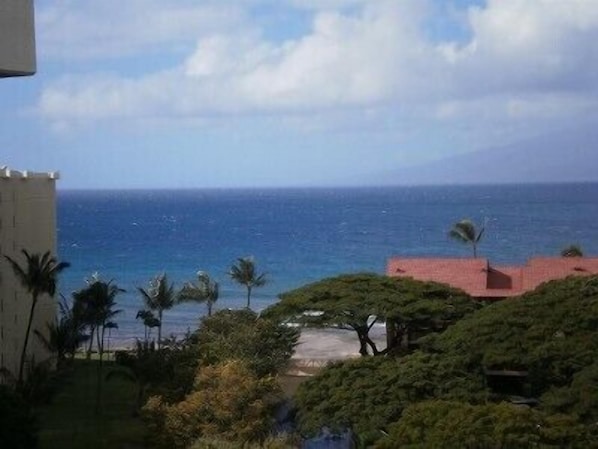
[57,183,598,344]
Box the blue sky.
[2,0,598,189]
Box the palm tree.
[179,271,220,316]
[3,250,70,384]
[229,257,267,309]
[137,274,176,349]
[449,219,485,258]
[34,295,88,367]
[561,244,584,257]
[73,277,123,360]
[136,309,160,344]
[72,276,123,414]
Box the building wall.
[0,0,36,77]
[0,168,58,378]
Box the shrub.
[143,360,282,448]
[194,309,299,377]
[373,401,596,449]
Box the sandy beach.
[292,326,386,364]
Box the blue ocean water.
[57,184,598,344]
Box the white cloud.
[36,1,246,60]
[38,1,435,119]
[446,0,598,94]
[36,0,598,136]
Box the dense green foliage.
[265,273,476,355]
[373,401,597,449]
[0,385,38,449]
[194,309,299,377]
[129,309,299,447]
[295,353,487,440]
[112,342,199,407]
[541,361,598,423]
[143,360,281,448]
[295,275,598,445]
[424,275,598,395]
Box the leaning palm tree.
[561,244,584,257]
[229,257,267,309]
[3,250,70,385]
[137,274,176,349]
[179,271,220,316]
[449,219,485,258]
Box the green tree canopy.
[193,309,299,377]
[424,275,598,395]
[143,360,281,448]
[295,353,487,441]
[264,273,476,356]
[373,400,595,449]
[295,275,598,445]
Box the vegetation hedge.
[295,275,598,445]
[373,400,598,449]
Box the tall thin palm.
[87,280,123,359]
[229,257,267,309]
[137,274,176,349]
[3,250,70,384]
[179,271,220,316]
[449,219,485,258]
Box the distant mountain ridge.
[377,128,598,185]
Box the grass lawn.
[37,359,146,449]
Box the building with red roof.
[387,257,598,300]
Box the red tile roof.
[387,257,598,299]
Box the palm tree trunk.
[96,326,102,358]
[96,323,105,415]
[18,294,38,385]
[207,301,213,317]
[246,286,252,309]
[87,326,95,359]
[157,310,162,349]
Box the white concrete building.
[0,168,60,377]
[0,0,36,77]
[1,1,60,378]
